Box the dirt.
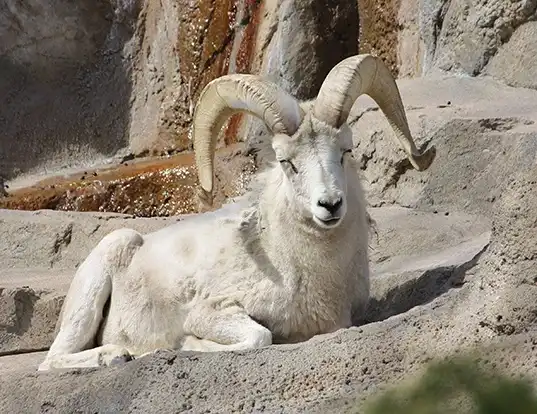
[0,145,256,217]
[357,0,401,76]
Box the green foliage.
[363,358,537,414]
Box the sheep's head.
[267,117,354,228]
[192,54,436,226]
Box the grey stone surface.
[261,0,359,101]
[0,210,177,270]
[0,286,65,355]
[0,0,138,180]
[394,0,537,78]
[0,351,47,374]
[2,19,537,414]
[349,75,537,212]
[485,21,537,90]
[432,0,537,75]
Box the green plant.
[363,358,537,414]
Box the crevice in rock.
[432,0,452,61]
[360,240,490,325]
[50,223,73,267]
[0,347,49,358]
[2,288,41,336]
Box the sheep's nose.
[317,197,343,215]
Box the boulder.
[358,0,537,78]
[0,0,136,179]
[484,21,537,90]
[348,75,537,212]
[432,0,537,76]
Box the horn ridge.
[192,74,304,206]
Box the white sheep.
[38,54,435,371]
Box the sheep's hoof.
[110,354,133,366]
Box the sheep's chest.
[248,276,351,344]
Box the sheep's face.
[271,116,354,230]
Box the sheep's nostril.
[333,198,342,211]
[318,198,342,215]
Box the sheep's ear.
[313,54,436,171]
[192,74,305,199]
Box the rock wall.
[0,0,139,180]
[358,0,537,81]
[2,0,537,189]
[0,0,359,186]
[484,21,537,90]
[357,0,401,75]
[348,75,537,212]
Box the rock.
[349,75,537,211]
[484,21,537,90]
[0,177,7,198]
[359,0,537,78]
[0,287,64,355]
[357,0,401,75]
[258,0,359,100]
[366,206,491,324]
[0,210,177,269]
[128,0,239,154]
[0,0,138,181]
[0,144,257,217]
[0,351,48,374]
[0,0,359,190]
[432,0,537,76]
[0,202,497,412]
[0,0,114,76]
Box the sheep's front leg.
[182,301,272,352]
[38,344,134,371]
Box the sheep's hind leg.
[38,228,143,371]
[182,301,272,352]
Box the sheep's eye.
[341,149,352,165]
[279,159,298,174]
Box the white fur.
[38,113,371,371]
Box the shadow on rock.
[360,246,488,325]
[1,288,40,336]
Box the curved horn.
[313,54,436,171]
[192,74,304,206]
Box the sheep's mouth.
[314,216,342,229]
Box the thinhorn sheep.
[39,54,436,371]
